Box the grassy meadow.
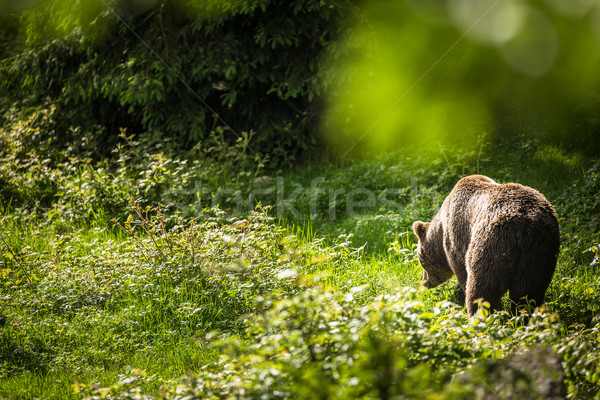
[1,112,600,399]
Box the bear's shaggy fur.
[413,175,560,316]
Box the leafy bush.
[0,107,61,208]
[88,288,595,400]
[0,0,357,164]
[0,106,270,226]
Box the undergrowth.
[1,113,600,399]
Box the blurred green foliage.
[321,0,600,157]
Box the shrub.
[0,0,357,164]
[88,288,580,400]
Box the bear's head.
[412,220,453,288]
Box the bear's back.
[442,175,559,254]
[448,175,557,226]
[485,182,558,231]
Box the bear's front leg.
[443,236,469,295]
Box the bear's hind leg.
[465,273,504,317]
[508,244,557,315]
[508,278,548,315]
[465,237,512,317]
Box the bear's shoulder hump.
[455,175,497,188]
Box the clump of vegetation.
[2,106,600,398]
[84,288,599,400]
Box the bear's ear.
[412,221,429,241]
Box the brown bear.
[412,175,560,316]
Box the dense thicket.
[0,0,356,163]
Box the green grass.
[1,131,600,398]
